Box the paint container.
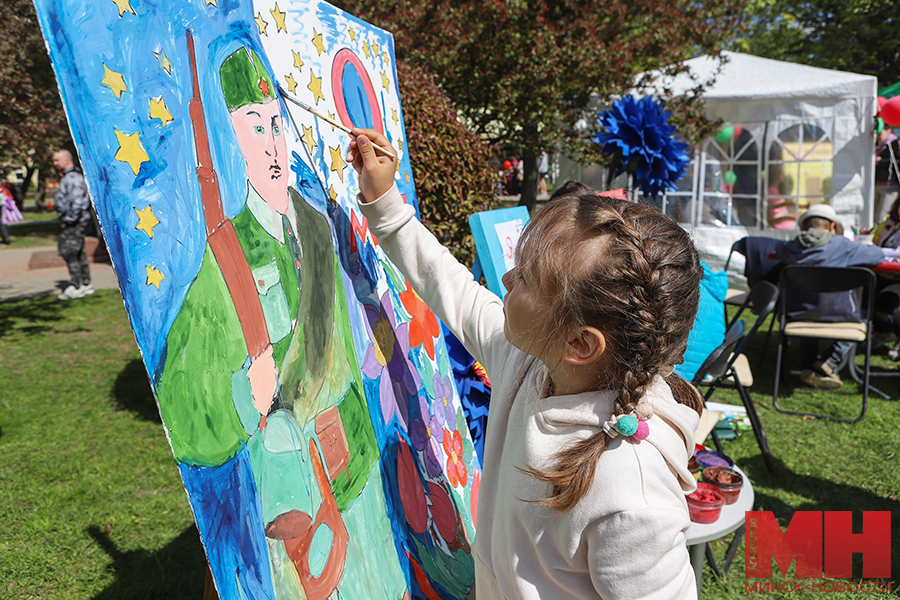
[686,483,725,524]
[693,449,734,470]
[702,466,743,504]
[688,456,702,481]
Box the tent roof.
[655,51,876,101]
[879,80,900,99]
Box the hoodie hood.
[537,372,700,493]
[794,228,834,249]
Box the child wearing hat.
[775,204,892,388]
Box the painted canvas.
[31,1,481,598]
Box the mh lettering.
[745,511,891,579]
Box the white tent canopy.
[645,52,878,273]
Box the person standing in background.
[538,150,549,197]
[52,149,93,300]
[874,125,899,223]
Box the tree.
[397,60,497,267]
[732,0,899,87]
[0,0,73,198]
[335,0,744,210]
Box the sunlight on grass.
[0,291,205,600]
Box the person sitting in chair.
[776,204,886,389]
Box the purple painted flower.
[432,373,456,428]
[410,394,444,478]
[361,294,418,428]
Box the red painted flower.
[399,283,441,360]
[442,429,468,488]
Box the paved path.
[0,245,119,303]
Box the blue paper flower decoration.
[593,95,690,198]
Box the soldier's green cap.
[220,47,276,110]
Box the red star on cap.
[258,77,270,96]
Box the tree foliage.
[0,0,72,175]
[336,0,744,208]
[732,0,899,87]
[397,60,497,267]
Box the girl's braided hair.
[515,193,704,512]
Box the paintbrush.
[277,85,396,160]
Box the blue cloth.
[441,323,490,463]
[675,260,728,382]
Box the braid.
[519,193,703,513]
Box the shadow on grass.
[113,359,161,423]
[87,525,206,600]
[0,294,67,339]
[735,453,900,587]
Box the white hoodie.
[361,185,700,600]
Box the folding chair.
[722,237,782,310]
[693,281,778,473]
[772,266,876,423]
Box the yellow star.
[270,3,287,32]
[392,108,398,125]
[327,111,338,131]
[114,130,149,175]
[134,205,160,238]
[380,71,390,91]
[328,185,338,203]
[292,50,304,71]
[329,145,347,182]
[383,51,389,66]
[146,265,165,289]
[206,0,217,4]
[101,64,127,99]
[362,41,370,59]
[311,29,325,56]
[153,51,172,75]
[149,96,173,126]
[348,27,357,42]
[372,42,379,56]
[255,12,268,36]
[284,73,297,93]
[110,0,135,17]
[301,124,317,155]
[307,70,324,104]
[398,139,403,151]
[405,172,410,183]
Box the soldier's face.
[231,98,289,213]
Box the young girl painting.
[348,130,703,599]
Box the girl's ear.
[562,326,606,366]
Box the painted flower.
[432,373,456,428]
[399,283,441,360]
[361,294,418,428]
[442,428,468,488]
[593,95,690,198]
[409,394,444,478]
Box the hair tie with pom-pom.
[602,411,650,441]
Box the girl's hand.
[346,128,397,203]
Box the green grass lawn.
[0,292,898,599]
[0,291,205,600]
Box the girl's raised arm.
[349,129,509,373]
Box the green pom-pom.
[617,414,639,436]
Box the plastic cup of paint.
[686,483,725,524]
[693,449,734,470]
[702,466,743,505]
[688,457,702,481]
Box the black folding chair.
[772,266,876,423]
[693,281,778,473]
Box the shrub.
[397,60,497,267]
